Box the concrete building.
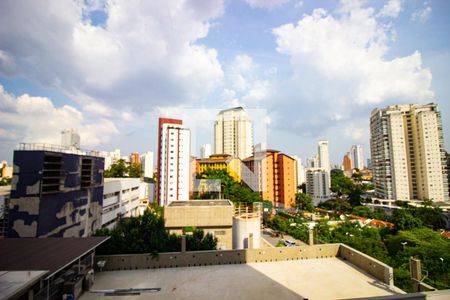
[130,152,139,165]
[157,118,191,206]
[317,139,330,172]
[196,154,241,182]
[164,200,234,250]
[292,156,305,190]
[102,178,141,229]
[243,150,296,208]
[1,160,12,178]
[305,168,330,205]
[351,145,364,170]
[306,155,319,168]
[200,144,212,159]
[370,103,449,203]
[61,128,81,149]
[100,149,121,171]
[0,186,10,237]
[7,144,104,238]
[214,107,253,160]
[343,152,353,176]
[140,151,154,179]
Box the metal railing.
[16,143,103,157]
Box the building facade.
[214,107,253,160]
[140,151,154,179]
[130,152,140,165]
[200,144,212,159]
[305,168,330,205]
[350,145,364,170]
[61,129,80,149]
[157,118,191,206]
[196,154,242,182]
[102,178,141,229]
[292,155,305,189]
[8,146,104,237]
[370,103,449,202]
[242,150,296,208]
[317,140,330,172]
[343,153,353,176]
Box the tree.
[295,193,315,212]
[391,209,422,231]
[104,159,128,178]
[0,177,11,186]
[128,163,142,178]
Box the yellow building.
[196,154,241,182]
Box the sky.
[1,0,449,166]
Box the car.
[283,239,296,247]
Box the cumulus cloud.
[411,4,432,23]
[222,54,275,108]
[378,0,403,18]
[245,0,290,10]
[271,0,433,139]
[0,85,118,147]
[0,0,224,113]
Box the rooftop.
[81,258,403,300]
[0,237,109,277]
[0,271,48,300]
[168,200,232,207]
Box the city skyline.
[1,0,450,166]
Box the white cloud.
[222,54,275,107]
[271,0,433,140]
[245,0,290,10]
[0,0,224,113]
[411,4,432,23]
[378,0,403,18]
[0,85,118,147]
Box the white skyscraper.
[305,168,330,205]
[350,145,364,170]
[306,156,319,168]
[370,103,449,203]
[61,129,80,149]
[292,156,306,188]
[157,118,191,206]
[200,144,212,159]
[214,107,253,160]
[317,140,330,172]
[140,151,154,179]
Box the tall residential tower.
[214,107,253,160]
[370,103,449,203]
[157,118,191,206]
[350,145,364,170]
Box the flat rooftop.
[0,271,48,300]
[0,237,109,277]
[82,258,403,300]
[168,200,232,207]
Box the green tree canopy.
[295,193,315,212]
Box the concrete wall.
[169,227,233,251]
[95,244,340,271]
[95,244,394,286]
[339,244,394,286]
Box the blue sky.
[0,0,449,166]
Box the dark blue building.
[8,147,104,237]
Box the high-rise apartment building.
[214,107,253,160]
[305,168,330,205]
[200,144,212,159]
[61,129,80,149]
[306,156,319,168]
[350,145,364,170]
[130,152,139,165]
[242,150,296,208]
[370,103,449,202]
[317,140,330,172]
[140,151,154,179]
[292,156,305,188]
[157,118,191,206]
[343,153,352,173]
